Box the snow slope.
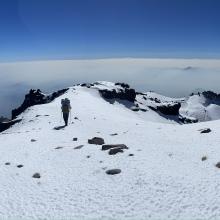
[180,94,220,122]
[1,83,220,220]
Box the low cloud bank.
[0,58,220,117]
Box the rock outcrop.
[0,119,22,132]
[12,88,68,119]
[99,83,136,102]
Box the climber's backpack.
[61,98,70,113]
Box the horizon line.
[1,56,220,64]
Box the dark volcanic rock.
[201,156,207,161]
[74,145,84,150]
[148,103,181,116]
[99,84,136,102]
[110,133,118,136]
[17,165,24,168]
[109,148,124,155]
[88,137,105,145]
[102,144,128,151]
[179,115,198,124]
[106,169,121,175]
[202,91,220,100]
[157,103,181,115]
[32,173,41,178]
[115,82,130,88]
[0,119,22,133]
[55,147,63,149]
[216,162,220,169]
[12,88,68,119]
[200,128,211,134]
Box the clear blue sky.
[0,0,219,61]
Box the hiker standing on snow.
[61,98,71,126]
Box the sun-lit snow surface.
[180,94,220,122]
[1,83,220,220]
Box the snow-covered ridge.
[1,81,220,133]
[1,81,220,220]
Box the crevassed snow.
[0,85,220,220]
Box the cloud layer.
[0,58,220,117]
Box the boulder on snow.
[88,137,105,145]
[73,138,78,141]
[74,145,84,150]
[110,133,118,136]
[32,173,41,178]
[216,162,220,169]
[31,139,37,142]
[200,128,211,134]
[102,144,128,151]
[201,156,207,161]
[106,169,121,175]
[109,148,124,155]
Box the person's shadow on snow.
[53,125,66,130]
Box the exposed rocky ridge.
[2,82,220,134]
[12,88,68,119]
[0,119,22,132]
[98,82,136,102]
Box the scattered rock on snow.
[202,156,207,161]
[74,145,84,150]
[200,128,211,134]
[110,133,118,136]
[5,162,10,165]
[73,138,78,141]
[88,137,105,145]
[102,144,128,151]
[55,146,63,150]
[128,153,134,157]
[17,165,23,168]
[216,162,220,168]
[31,139,37,142]
[109,148,124,155]
[32,173,41,178]
[106,169,121,175]
[53,125,66,130]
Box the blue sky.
[0,0,220,61]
